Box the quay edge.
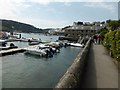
[54,38,91,88]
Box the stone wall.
[55,38,91,88]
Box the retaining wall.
[55,38,91,88]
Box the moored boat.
[0,40,18,50]
[28,41,40,45]
[24,45,53,57]
[24,43,61,58]
[67,43,84,47]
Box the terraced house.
[63,22,105,40]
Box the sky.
[0,0,119,29]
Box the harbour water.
[1,33,81,88]
[7,33,59,48]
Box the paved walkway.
[81,43,119,88]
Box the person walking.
[98,34,101,44]
[93,34,98,44]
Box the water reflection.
[2,33,81,88]
[2,47,81,88]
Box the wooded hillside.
[0,19,44,33]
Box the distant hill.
[0,19,44,33]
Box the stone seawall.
[55,38,91,88]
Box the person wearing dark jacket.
[93,34,98,44]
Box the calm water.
[1,33,81,88]
[21,33,58,42]
[7,33,59,48]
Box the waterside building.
[61,22,105,41]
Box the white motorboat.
[24,43,61,57]
[24,45,53,57]
[24,47,47,57]
[28,38,42,42]
[47,42,60,47]
[67,43,84,47]
[28,41,40,45]
[39,44,60,53]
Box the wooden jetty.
[0,48,26,56]
[0,45,40,57]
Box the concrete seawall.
[55,38,91,88]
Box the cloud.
[0,0,118,28]
[19,17,70,28]
[84,2,116,13]
[0,0,16,19]
[0,0,31,19]
[29,0,55,5]
[83,0,119,2]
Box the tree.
[106,19,111,23]
[107,20,120,31]
[101,21,105,24]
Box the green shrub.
[103,30,120,61]
[103,32,111,50]
[110,31,117,58]
[100,29,109,44]
[115,30,120,61]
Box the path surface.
[81,43,118,88]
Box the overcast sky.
[0,0,119,28]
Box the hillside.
[0,19,44,33]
